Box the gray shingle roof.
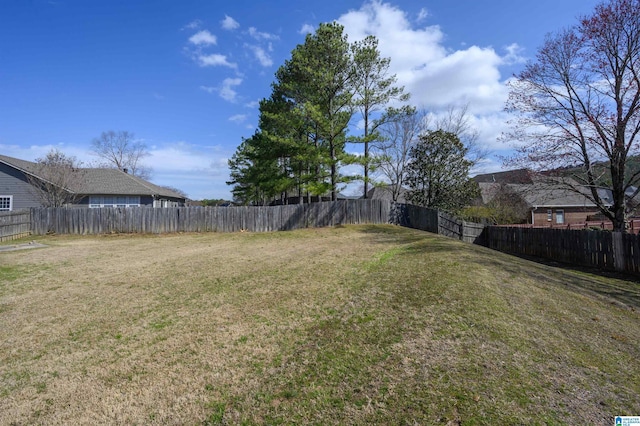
[0,154,184,199]
[364,185,408,203]
[509,183,599,207]
[75,168,184,198]
[473,169,534,184]
[0,154,42,176]
[477,177,611,208]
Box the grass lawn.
[1,225,639,425]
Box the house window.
[89,196,140,208]
[0,196,12,211]
[556,209,565,224]
[547,209,552,221]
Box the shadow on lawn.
[356,224,437,246]
[494,252,640,310]
[449,242,640,310]
[357,224,640,310]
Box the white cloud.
[0,143,90,164]
[248,27,279,41]
[339,2,447,74]
[189,30,217,46]
[197,53,237,69]
[219,77,243,102]
[409,46,506,111]
[417,8,428,22]
[248,45,273,67]
[299,24,314,35]
[337,1,519,159]
[147,142,231,199]
[182,20,202,31]
[221,15,239,30]
[502,43,527,65]
[229,114,247,123]
[149,142,215,173]
[245,100,259,108]
[200,85,216,94]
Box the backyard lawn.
[1,225,639,424]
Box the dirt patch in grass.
[1,226,638,424]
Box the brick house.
[474,169,611,226]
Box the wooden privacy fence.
[486,226,640,274]
[0,210,31,242]
[499,219,640,234]
[392,203,486,244]
[18,198,640,276]
[30,199,392,235]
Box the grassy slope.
[0,225,638,425]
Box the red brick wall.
[532,207,601,226]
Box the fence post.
[612,231,625,272]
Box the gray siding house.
[0,154,186,211]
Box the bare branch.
[91,130,152,179]
[27,149,85,207]
[503,0,640,231]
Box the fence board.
[23,201,640,276]
[486,226,640,274]
[29,200,392,236]
[392,204,487,244]
[0,210,31,242]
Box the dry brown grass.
[1,225,639,425]
[0,229,379,424]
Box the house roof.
[364,185,408,203]
[0,154,43,177]
[76,168,184,198]
[476,172,612,209]
[473,169,534,184]
[0,154,184,199]
[509,183,603,208]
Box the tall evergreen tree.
[228,23,405,203]
[282,22,356,200]
[351,36,408,198]
[227,132,286,205]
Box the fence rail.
[0,210,31,242]
[30,200,392,236]
[498,219,640,234]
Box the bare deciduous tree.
[503,0,640,232]
[372,104,485,202]
[27,149,84,207]
[159,185,188,199]
[423,104,488,169]
[372,106,423,202]
[91,130,152,179]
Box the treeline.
[227,23,407,205]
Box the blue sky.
[0,0,601,200]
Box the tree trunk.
[611,144,627,232]
[363,106,369,199]
[331,143,337,201]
